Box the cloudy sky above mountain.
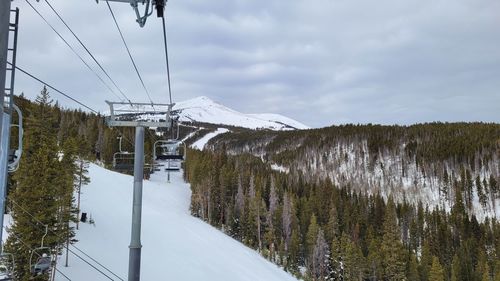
[11,0,500,128]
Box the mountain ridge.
[172,96,309,131]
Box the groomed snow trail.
[56,163,298,281]
[191,128,229,150]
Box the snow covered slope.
[56,163,298,281]
[248,113,309,130]
[173,96,308,131]
[192,128,230,150]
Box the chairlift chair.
[0,253,14,281]
[30,250,51,277]
[30,226,52,277]
[153,140,185,172]
[155,140,184,161]
[113,151,135,172]
[8,104,23,173]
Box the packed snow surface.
[56,163,298,281]
[173,96,308,130]
[191,128,229,150]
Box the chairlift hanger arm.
[95,0,167,27]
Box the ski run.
[54,162,299,281]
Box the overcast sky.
[10,0,500,128]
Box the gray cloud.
[11,0,500,128]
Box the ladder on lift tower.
[5,8,23,173]
[5,8,19,114]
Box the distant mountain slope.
[209,123,500,220]
[172,96,308,131]
[247,113,309,130]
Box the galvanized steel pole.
[128,126,144,281]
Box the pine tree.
[288,229,300,272]
[428,256,444,281]
[381,198,406,281]
[306,214,320,260]
[366,237,382,281]
[58,138,78,268]
[75,153,90,230]
[477,175,488,208]
[343,237,364,281]
[329,232,343,281]
[451,254,460,281]
[494,259,500,281]
[404,253,418,281]
[6,87,66,280]
[482,263,491,281]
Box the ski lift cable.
[4,226,73,281]
[24,0,126,103]
[9,63,99,114]
[40,0,133,104]
[105,0,155,107]
[161,13,173,105]
[9,200,124,281]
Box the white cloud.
[10,0,500,127]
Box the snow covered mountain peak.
[172,96,308,131]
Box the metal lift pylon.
[0,7,20,254]
[105,101,172,281]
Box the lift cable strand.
[11,63,99,114]
[161,15,173,105]
[5,226,73,281]
[105,0,154,106]
[10,200,124,281]
[41,0,132,104]
[25,0,124,102]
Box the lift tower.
[0,4,20,252]
[106,101,173,281]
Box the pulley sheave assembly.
[94,0,168,27]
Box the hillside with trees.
[210,124,500,219]
[184,123,500,280]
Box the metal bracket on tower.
[96,0,167,27]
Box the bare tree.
[312,229,330,281]
[282,192,292,252]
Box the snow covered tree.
[329,233,343,281]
